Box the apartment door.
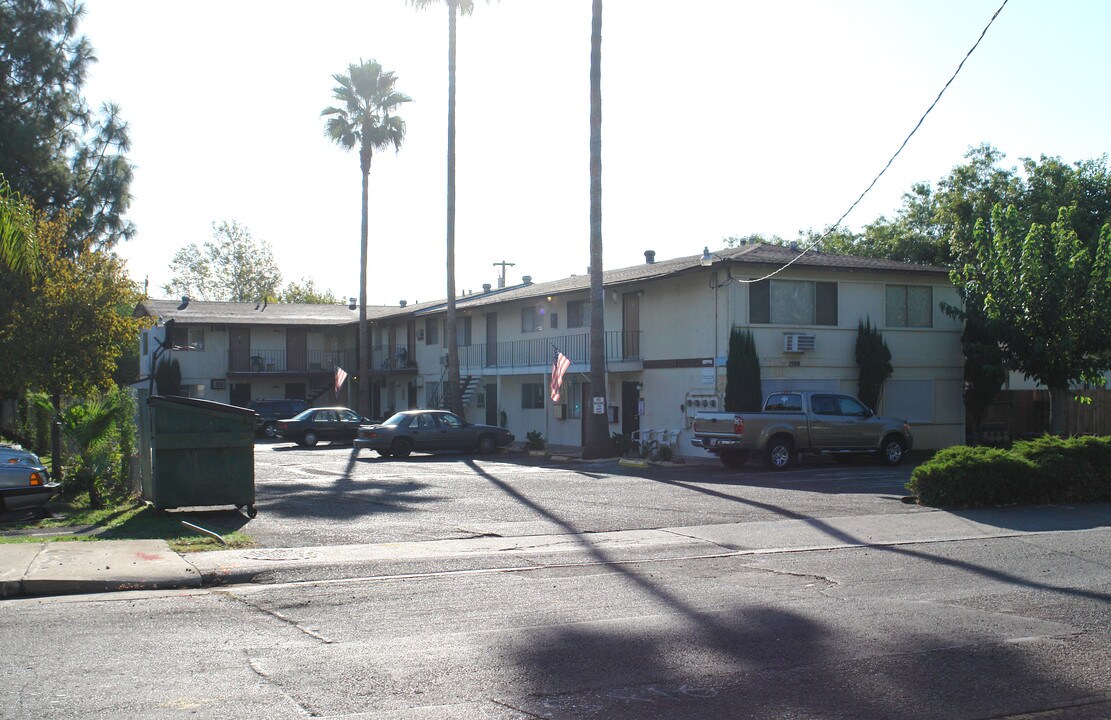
[485,313,497,367]
[485,383,498,427]
[230,328,251,371]
[621,381,640,437]
[229,383,251,407]
[287,328,307,372]
[623,292,641,358]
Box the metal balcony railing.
[227,349,354,374]
[456,330,641,370]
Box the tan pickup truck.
[690,391,912,470]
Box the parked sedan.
[0,444,60,513]
[274,407,369,447]
[355,410,515,458]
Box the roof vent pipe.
[399,300,407,307]
[482,283,491,292]
[348,297,357,310]
[522,275,533,285]
[644,250,656,264]
[790,241,800,253]
[180,295,190,308]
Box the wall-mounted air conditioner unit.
[553,403,567,419]
[783,333,816,353]
[210,379,226,390]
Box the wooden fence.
[980,389,1111,443]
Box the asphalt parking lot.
[187,441,926,549]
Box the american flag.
[550,349,571,402]
[334,366,348,397]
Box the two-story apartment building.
[134,243,966,454]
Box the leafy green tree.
[164,221,282,302]
[322,60,410,417]
[0,211,142,474]
[0,1,134,253]
[855,319,892,411]
[724,327,762,412]
[408,0,493,415]
[949,205,1111,435]
[278,278,340,304]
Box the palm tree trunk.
[358,156,371,417]
[1047,384,1070,436]
[444,1,463,415]
[583,0,612,458]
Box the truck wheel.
[720,450,749,469]
[879,436,906,466]
[765,437,794,470]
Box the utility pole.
[493,260,515,289]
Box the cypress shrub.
[725,327,762,412]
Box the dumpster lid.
[148,395,259,417]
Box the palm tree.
[322,60,411,417]
[408,0,491,415]
[0,174,38,276]
[583,0,612,458]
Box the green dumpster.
[142,396,259,517]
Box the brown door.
[230,328,251,371]
[287,328,307,372]
[623,292,641,358]
[406,320,416,367]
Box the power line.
[731,0,1010,284]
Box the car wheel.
[303,430,319,447]
[765,437,794,470]
[262,422,278,438]
[477,434,497,454]
[879,436,906,466]
[391,438,413,458]
[720,450,749,469]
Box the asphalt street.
[3,444,1109,719]
[220,441,926,548]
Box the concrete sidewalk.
[3,503,1108,598]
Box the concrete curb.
[1,539,202,596]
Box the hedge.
[907,435,1111,508]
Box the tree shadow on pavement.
[465,459,1108,718]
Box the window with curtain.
[886,285,933,327]
[750,280,837,325]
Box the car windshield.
[290,408,316,421]
[382,412,408,426]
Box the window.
[176,327,205,351]
[764,393,803,412]
[567,300,590,328]
[521,306,542,333]
[750,280,837,325]
[141,332,149,356]
[425,318,439,345]
[886,285,933,328]
[521,383,545,409]
[439,413,463,429]
[550,312,559,329]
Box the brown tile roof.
[134,298,387,326]
[135,244,949,324]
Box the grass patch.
[0,493,255,552]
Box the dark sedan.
[354,410,515,458]
[274,407,369,447]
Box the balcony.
[456,330,641,372]
[226,349,354,375]
[368,345,419,376]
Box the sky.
[78,0,1111,307]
